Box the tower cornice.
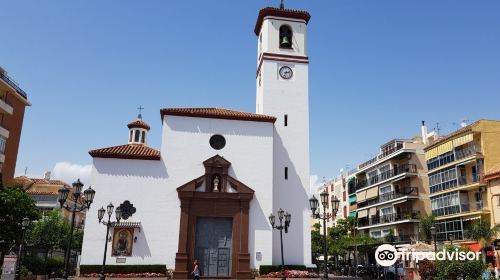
[254,7,311,36]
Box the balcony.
[357,187,419,209]
[0,71,28,99]
[430,174,485,195]
[0,98,13,115]
[358,141,404,170]
[358,211,420,227]
[427,146,481,171]
[355,164,417,191]
[433,200,489,220]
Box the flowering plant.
[260,270,319,278]
[81,272,166,278]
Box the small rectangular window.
[285,167,288,180]
[284,114,288,126]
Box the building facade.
[80,5,313,279]
[12,174,86,226]
[424,120,500,242]
[0,67,30,184]
[353,138,430,243]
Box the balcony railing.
[358,211,420,227]
[357,187,419,208]
[358,142,404,170]
[0,71,27,99]
[355,164,417,191]
[455,146,479,161]
[458,174,482,185]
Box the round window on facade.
[209,134,226,150]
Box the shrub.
[22,255,64,275]
[79,265,166,275]
[259,265,306,275]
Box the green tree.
[434,246,485,280]
[26,210,68,274]
[0,186,40,264]
[465,219,500,263]
[419,214,436,243]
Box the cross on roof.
[280,0,285,9]
[137,105,144,119]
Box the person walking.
[192,260,200,280]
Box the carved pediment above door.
[176,155,254,196]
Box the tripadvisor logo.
[375,244,481,267]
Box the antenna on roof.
[435,122,441,137]
[25,167,28,175]
[280,0,285,9]
[137,105,144,119]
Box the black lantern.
[72,179,83,196]
[331,196,340,214]
[284,212,291,233]
[430,225,437,252]
[115,207,122,223]
[106,203,114,216]
[84,186,96,207]
[278,208,284,221]
[58,187,70,207]
[320,190,329,207]
[21,217,30,228]
[309,195,319,216]
[98,207,106,222]
[268,214,276,227]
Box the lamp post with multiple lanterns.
[58,179,96,280]
[268,208,291,280]
[309,191,340,280]
[14,218,30,280]
[98,203,122,280]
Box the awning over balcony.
[366,187,378,200]
[453,134,473,148]
[425,133,473,160]
[357,190,366,202]
[358,209,368,218]
[349,195,357,204]
[369,207,377,216]
[349,211,357,218]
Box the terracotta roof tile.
[127,119,150,130]
[89,144,160,161]
[160,108,276,123]
[485,163,500,181]
[12,176,68,187]
[26,191,58,196]
[254,7,311,35]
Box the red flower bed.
[260,270,319,278]
[81,273,166,278]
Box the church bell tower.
[254,4,312,266]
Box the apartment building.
[353,137,430,243]
[312,174,349,233]
[424,120,500,242]
[13,173,87,226]
[0,66,30,183]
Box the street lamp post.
[449,234,455,246]
[430,226,437,252]
[98,203,122,280]
[269,209,291,280]
[14,218,30,280]
[309,191,340,280]
[58,179,96,280]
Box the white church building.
[80,5,312,279]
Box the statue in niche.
[213,176,220,192]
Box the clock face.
[279,66,293,79]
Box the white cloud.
[52,162,92,185]
[309,174,323,195]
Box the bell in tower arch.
[279,25,293,48]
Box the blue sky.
[2,0,499,186]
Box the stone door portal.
[195,217,233,277]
